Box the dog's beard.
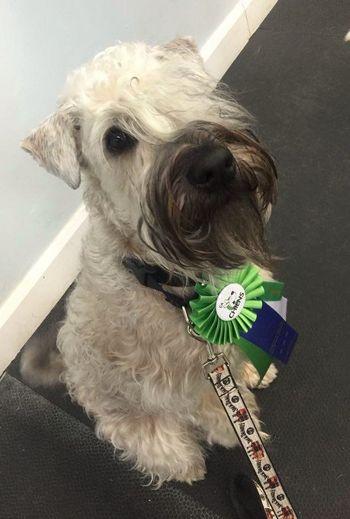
[139,122,277,274]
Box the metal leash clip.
[182,306,229,378]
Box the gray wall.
[0,0,237,302]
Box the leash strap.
[204,353,297,519]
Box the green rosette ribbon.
[189,264,280,379]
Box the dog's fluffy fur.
[21,38,278,485]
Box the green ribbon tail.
[236,336,273,380]
[262,281,284,301]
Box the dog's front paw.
[242,362,278,389]
[172,458,207,485]
[145,443,207,486]
[142,448,206,487]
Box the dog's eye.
[105,126,136,153]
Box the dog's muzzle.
[139,121,277,271]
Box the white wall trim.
[201,0,278,79]
[242,0,278,37]
[0,205,88,374]
[201,1,249,79]
[0,0,278,374]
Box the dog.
[20,37,278,486]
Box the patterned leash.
[183,308,297,519]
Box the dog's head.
[22,38,277,275]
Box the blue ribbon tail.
[241,302,298,364]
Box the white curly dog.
[21,37,278,485]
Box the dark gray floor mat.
[0,374,263,519]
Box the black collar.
[122,257,195,308]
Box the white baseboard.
[242,0,278,36]
[0,0,278,374]
[201,0,278,79]
[201,2,249,79]
[0,205,88,374]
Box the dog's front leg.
[96,412,206,486]
[194,383,266,448]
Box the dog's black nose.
[187,145,236,190]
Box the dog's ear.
[21,108,81,189]
[162,36,199,55]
